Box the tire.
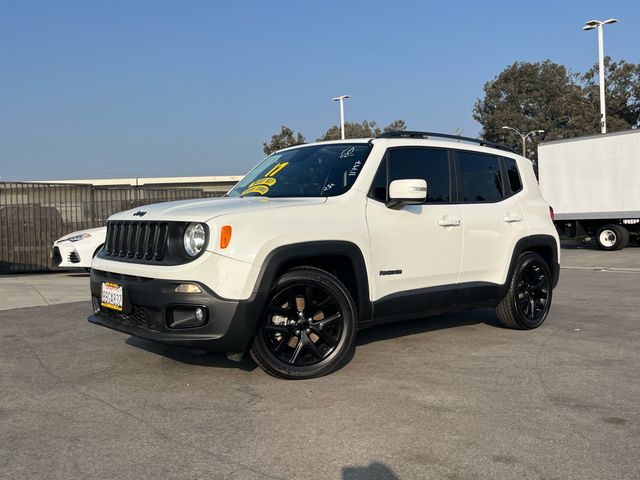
[596,225,629,251]
[496,252,553,330]
[250,266,357,379]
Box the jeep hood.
[109,197,327,223]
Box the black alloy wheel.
[496,252,553,329]
[250,267,356,379]
[515,259,551,324]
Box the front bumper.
[51,246,63,266]
[52,244,83,267]
[88,269,265,352]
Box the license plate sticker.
[101,282,123,311]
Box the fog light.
[175,283,202,294]
[167,306,208,329]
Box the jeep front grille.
[104,221,169,261]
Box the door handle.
[503,213,522,223]
[438,217,461,227]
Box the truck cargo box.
[538,130,640,220]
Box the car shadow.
[356,308,502,347]
[342,462,400,479]
[65,272,90,277]
[124,308,502,374]
[124,336,258,372]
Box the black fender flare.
[252,241,372,322]
[504,234,559,293]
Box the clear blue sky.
[1,0,638,181]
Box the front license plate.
[101,282,124,311]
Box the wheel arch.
[253,241,372,322]
[93,243,105,258]
[506,235,559,291]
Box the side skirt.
[361,281,504,329]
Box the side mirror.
[387,179,427,209]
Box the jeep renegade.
[89,131,560,379]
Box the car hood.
[109,196,327,223]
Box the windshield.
[228,143,372,198]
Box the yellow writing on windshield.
[242,184,270,195]
[265,162,288,177]
[241,162,289,196]
[250,177,277,187]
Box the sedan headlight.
[183,223,206,257]
[65,233,92,242]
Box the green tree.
[474,59,640,160]
[582,57,640,130]
[263,125,306,156]
[383,119,407,133]
[317,119,407,141]
[473,60,599,159]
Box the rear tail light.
[549,206,555,222]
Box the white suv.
[89,131,560,379]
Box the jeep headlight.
[183,223,206,257]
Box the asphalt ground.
[1,243,639,479]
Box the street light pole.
[597,24,606,133]
[582,18,618,134]
[332,95,350,140]
[501,126,545,158]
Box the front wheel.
[496,252,553,329]
[250,267,357,379]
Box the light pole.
[332,95,350,140]
[582,18,618,134]
[501,126,545,158]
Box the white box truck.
[538,129,640,250]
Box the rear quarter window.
[503,158,522,194]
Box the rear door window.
[457,152,504,202]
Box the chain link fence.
[0,182,225,273]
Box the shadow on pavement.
[65,272,90,277]
[356,308,501,347]
[342,462,400,479]
[124,336,258,372]
[124,308,500,373]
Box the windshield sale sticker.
[242,162,289,196]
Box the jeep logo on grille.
[133,211,147,217]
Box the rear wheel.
[250,267,357,379]
[596,225,629,251]
[496,252,553,329]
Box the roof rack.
[376,131,515,153]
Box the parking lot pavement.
[560,239,640,271]
[1,251,639,480]
[0,272,90,311]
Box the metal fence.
[0,182,223,274]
